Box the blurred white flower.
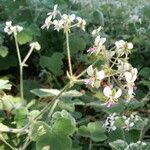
[103,113,118,132]
[47,4,60,19]
[103,86,122,107]
[91,26,102,37]
[30,42,41,51]
[129,14,142,23]
[117,60,131,72]
[125,68,138,98]
[115,40,133,56]
[76,17,86,31]
[62,14,76,25]
[95,35,106,47]
[85,65,105,87]
[53,20,64,31]
[4,21,23,35]
[41,16,53,29]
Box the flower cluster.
[85,25,138,107]
[103,113,142,132]
[41,4,86,32]
[122,114,140,131]
[103,113,118,132]
[4,21,23,35]
[125,141,147,150]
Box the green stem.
[20,64,24,100]
[47,82,71,118]
[66,31,73,76]
[22,47,34,66]
[0,134,16,150]
[14,32,24,100]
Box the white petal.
[97,26,102,32]
[96,70,105,80]
[62,14,68,19]
[87,65,94,76]
[114,89,122,99]
[54,4,58,11]
[94,35,101,46]
[125,72,132,83]
[100,38,106,45]
[70,14,76,21]
[76,17,82,22]
[103,86,112,98]
[127,42,133,49]
[131,68,138,82]
[6,21,12,26]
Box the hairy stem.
[47,82,71,118]
[0,134,16,150]
[66,31,73,76]
[22,46,34,66]
[14,33,24,100]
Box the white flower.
[94,35,106,47]
[103,113,118,132]
[4,21,13,35]
[92,26,102,37]
[117,60,131,72]
[123,117,134,131]
[41,4,60,30]
[87,65,105,80]
[47,4,59,19]
[53,20,64,31]
[103,86,122,107]
[62,14,76,25]
[115,40,133,56]
[30,42,41,51]
[4,21,23,35]
[125,68,138,83]
[103,86,122,99]
[41,16,53,29]
[85,65,105,87]
[125,68,138,98]
[76,17,86,31]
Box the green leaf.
[67,36,86,55]
[78,121,107,142]
[14,107,28,127]
[91,10,104,25]
[40,52,64,76]
[0,46,8,57]
[140,80,150,89]
[1,95,23,112]
[109,140,128,150]
[52,117,76,136]
[17,30,33,45]
[87,121,107,142]
[0,55,18,70]
[0,79,11,90]
[139,67,150,78]
[31,88,82,98]
[22,80,41,101]
[31,121,51,141]
[31,117,75,150]
[78,126,91,137]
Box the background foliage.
[0,0,149,149]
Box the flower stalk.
[14,33,24,100]
[66,31,73,77]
